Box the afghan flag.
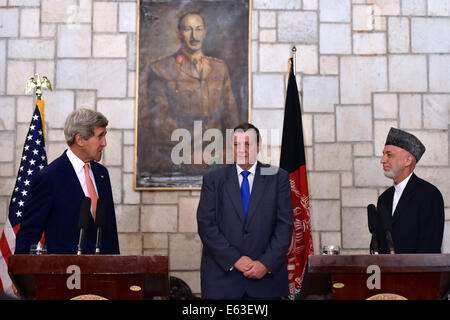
[280,58,314,299]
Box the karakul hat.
[385,127,426,162]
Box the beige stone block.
[57,59,127,98]
[342,208,370,249]
[428,0,450,16]
[128,71,135,98]
[414,167,450,207]
[303,76,339,112]
[97,99,134,129]
[102,130,122,166]
[170,271,201,295]
[367,0,400,15]
[0,8,19,37]
[16,97,34,123]
[142,191,179,204]
[389,55,427,92]
[259,43,291,73]
[0,40,5,95]
[253,74,284,108]
[41,24,56,37]
[78,0,92,23]
[254,0,301,9]
[353,33,386,55]
[352,5,373,31]
[320,0,350,22]
[93,34,127,58]
[259,29,276,42]
[308,172,340,199]
[46,142,67,163]
[0,198,7,223]
[259,11,276,28]
[143,233,168,249]
[320,23,351,54]
[295,45,318,75]
[314,114,335,142]
[93,2,117,32]
[9,39,55,59]
[302,114,313,147]
[340,56,387,104]
[143,248,168,255]
[320,56,338,75]
[57,24,91,58]
[312,231,320,254]
[0,133,14,162]
[7,60,34,95]
[47,129,65,142]
[42,0,76,23]
[429,55,450,92]
[399,94,422,129]
[0,177,15,196]
[179,197,200,232]
[169,233,201,270]
[141,205,177,232]
[43,91,75,129]
[314,143,352,171]
[123,130,134,145]
[303,0,318,10]
[119,2,136,32]
[75,91,96,109]
[0,163,14,177]
[123,146,134,173]
[388,17,409,53]
[0,97,15,130]
[413,131,448,166]
[341,172,353,187]
[336,106,373,141]
[401,0,426,15]
[374,93,398,119]
[36,61,55,87]
[342,188,378,207]
[310,200,341,231]
[118,233,142,255]
[278,11,317,42]
[108,167,122,204]
[411,18,450,53]
[116,205,139,232]
[123,173,140,204]
[354,157,392,187]
[20,8,40,37]
[251,109,284,133]
[443,221,450,254]
[321,232,342,248]
[374,120,397,156]
[423,95,449,130]
[353,142,374,156]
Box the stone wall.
[0,0,449,296]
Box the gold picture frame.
[134,0,252,190]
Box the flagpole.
[291,46,297,76]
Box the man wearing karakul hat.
[376,128,444,254]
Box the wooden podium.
[302,254,450,300]
[8,255,169,300]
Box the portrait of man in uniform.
[136,0,250,189]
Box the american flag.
[0,101,47,296]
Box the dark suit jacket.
[197,162,294,299]
[15,151,120,255]
[377,173,444,254]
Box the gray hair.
[64,108,108,146]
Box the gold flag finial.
[291,46,297,76]
[25,74,53,100]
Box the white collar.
[236,161,257,176]
[394,172,413,194]
[66,147,88,173]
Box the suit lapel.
[392,173,417,223]
[224,164,245,222]
[245,162,266,226]
[91,162,106,199]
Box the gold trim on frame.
[366,293,408,300]
[134,0,253,191]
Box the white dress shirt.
[392,172,413,215]
[66,148,99,199]
[236,162,257,193]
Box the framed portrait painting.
[135,0,251,190]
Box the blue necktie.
[240,171,251,222]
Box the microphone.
[367,204,379,255]
[77,197,91,255]
[94,198,107,254]
[378,203,395,254]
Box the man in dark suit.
[15,108,119,255]
[376,128,444,254]
[197,123,293,299]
